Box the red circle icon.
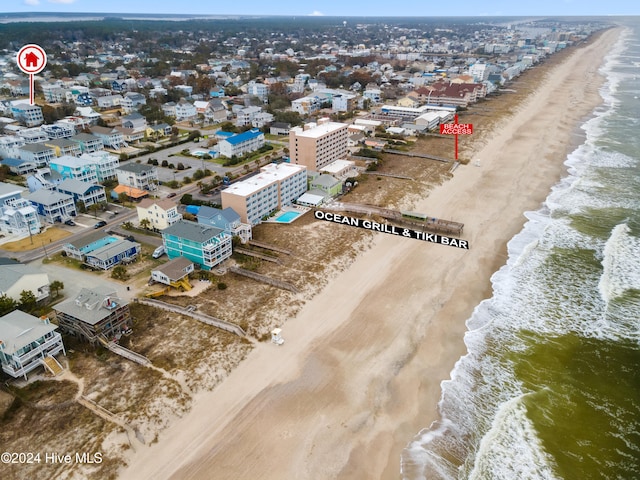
[16,44,47,75]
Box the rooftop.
[0,310,58,355]
[223,163,306,197]
[162,219,225,244]
[54,285,128,326]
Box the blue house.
[162,219,232,270]
[197,206,252,243]
[210,87,225,98]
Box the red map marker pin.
[16,44,47,105]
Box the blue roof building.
[218,128,265,158]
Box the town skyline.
[5,0,637,18]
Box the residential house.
[246,80,269,102]
[234,106,262,127]
[79,151,119,182]
[218,129,265,158]
[291,95,324,116]
[115,126,145,144]
[332,93,357,112]
[121,92,146,113]
[145,123,172,140]
[175,99,197,122]
[269,122,291,136]
[16,128,48,144]
[196,205,252,244]
[89,126,125,149]
[0,158,37,176]
[221,163,307,225]
[306,172,343,203]
[0,263,50,304]
[11,102,44,127]
[136,197,182,231]
[0,135,26,159]
[69,132,104,153]
[150,256,194,287]
[161,219,232,270]
[26,167,63,192]
[121,112,147,130]
[16,143,56,167]
[0,182,41,236]
[203,99,228,124]
[26,189,77,223]
[84,239,141,270]
[96,94,122,110]
[0,311,65,380]
[57,178,106,208]
[41,123,76,140]
[116,163,158,191]
[54,286,132,344]
[44,138,82,157]
[49,155,98,184]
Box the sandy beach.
[119,27,620,480]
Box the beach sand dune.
[119,27,620,480]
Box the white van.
[152,245,165,259]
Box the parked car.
[64,219,76,226]
[152,245,166,259]
[167,192,177,198]
[94,220,107,229]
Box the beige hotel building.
[221,163,307,225]
[289,118,348,172]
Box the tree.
[0,294,17,316]
[139,218,151,230]
[18,290,37,313]
[49,280,64,298]
[111,266,129,281]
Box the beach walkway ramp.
[137,298,246,337]
[98,336,151,366]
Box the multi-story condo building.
[16,128,48,144]
[116,163,158,191]
[11,102,44,127]
[162,219,232,270]
[221,163,307,225]
[26,188,77,223]
[49,155,98,183]
[0,311,66,380]
[136,198,182,231]
[288,119,348,172]
[0,182,41,236]
[218,129,265,158]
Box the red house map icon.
[16,44,47,75]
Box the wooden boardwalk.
[323,202,464,236]
[383,148,451,163]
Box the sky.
[4,0,638,17]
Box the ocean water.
[402,19,640,480]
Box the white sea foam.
[469,395,560,480]
[599,223,640,302]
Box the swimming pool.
[275,211,302,223]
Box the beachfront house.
[63,231,140,269]
[54,286,132,344]
[150,256,194,288]
[196,206,252,244]
[0,311,66,380]
[0,263,50,304]
[161,219,232,270]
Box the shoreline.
[119,27,621,480]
